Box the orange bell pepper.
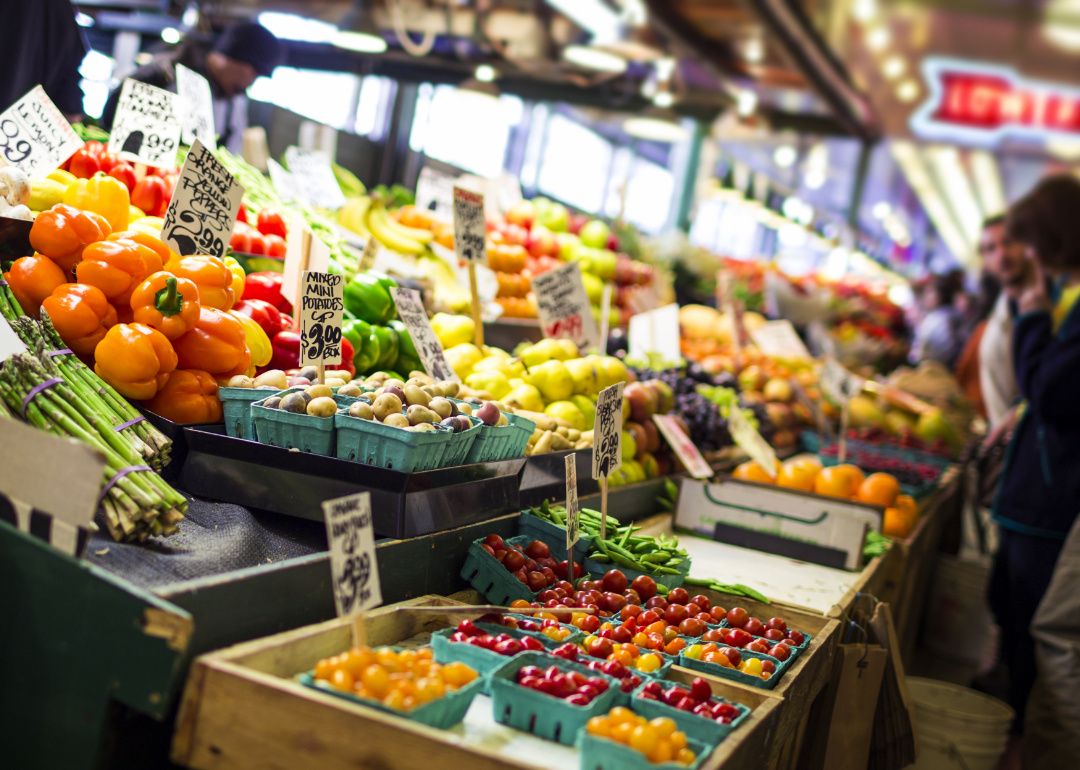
[142,369,223,423]
[63,173,130,234]
[107,230,176,272]
[28,204,112,279]
[41,283,118,358]
[4,255,67,316]
[75,238,163,307]
[172,306,250,378]
[166,255,235,310]
[94,322,178,400]
[130,271,201,340]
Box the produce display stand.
[518,448,599,509]
[172,594,785,770]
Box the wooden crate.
[173,595,782,770]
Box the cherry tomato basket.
[582,554,691,592]
[678,647,792,690]
[577,728,711,770]
[518,510,594,563]
[488,652,622,746]
[459,534,543,605]
[334,407,452,472]
[629,685,750,746]
[220,386,277,440]
[437,414,483,468]
[449,400,535,463]
[250,388,360,455]
[714,620,812,660]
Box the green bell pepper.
[372,325,399,370]
[344,272,394,325]
[342,319,380,373]
[389,320,422,374]
[371,270,398,295]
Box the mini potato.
[279,392,307,413]
[298,366,318,381]
[324,378,346,388]
[227,375,254,388]
[253,370,288,389]
[338,383,362,397]
[403,385,431,407]
[306,384,334,399]
[348,401,374,420]
[406,404,436,425]
[306,396,337,417]
[428,397,452,419]
[383,412,410,428]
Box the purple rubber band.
[46,348,73,357]
[114,415,145,432]
[0,279,7,286]
[21,377,62,420]
[97,465,152,506]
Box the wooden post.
[598,283,612,355]
[295,229,313,329]
[467,262,484,349]
[600,475,608,542]
[839,400,850,464]
[717,270,742,374]
[351,612,367,649]
[317,364,325,386]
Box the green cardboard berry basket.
[518,510,594,562]
[334,407,451,472]
[489,652,621,746]
[438,414,483,467]
[715,620,812,660]
[577,729,712,770]
[250,388,360,455]
[219,386,279,440]
[629,685,750,746]
[678,647,791,690]
[449,399,535,463]
[459,534,542,605]
[583,553,691,591]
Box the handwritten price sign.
[390,287,458,382]
[300,272,344,366]
[0,86,82,176]
[161,139,245,259]
[592,382,625,480]
[452,186,487,264]
[285,147,347,211]
[532,261,599,351]
[565,454,580,555]
[322,492,382,617]
[108,79,182,168]
[175,64,216,148]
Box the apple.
[539,201,569,232]
[641,419,662,453]
[506,200,536,229]
[579,219,610,249]
[526,224,558,258]
[625,382,658,423]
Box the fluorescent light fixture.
[260,12,337,44]
[653,91,674,108]
[866,26,890,51]
[563,45,628,73]
[804,170,826,190]
[545,0,621,41]
[475,64,498,82]
[896,79,920,102]
[773,145,797,168]
[892,140,972,263]
[742,37,765,64]
[623,109,689,143]
[969,150,1006,217]
[182,4,199,28]
[457,77,501,100]
[75,12,94,27]
[334,0,388,53]
[882,55,906,80]
[737,90,758,117]
[852,0,879,24]
[872,201,891,219]
[161,27,181,44]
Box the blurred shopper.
[908,274,965,367]
[954,271,1003,420]
[989,175,1080,749]
[0,0,87,119]
[102,21,283,153]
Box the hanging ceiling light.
[457,74,501,101]
[563,45,628,74]
[623,107,689,143]
[333,0,388,53]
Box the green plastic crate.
[630,685,750,746]
[459,535,541,605]
[439,414,483,467]
[518,510,594,563]
[716,620,812,660]
[583,554,692,591]
[250,388,357,455]
[489,652,621,745]
[219,386,278,440]
[577,729,711,770]
[334,408,451,471]
[430,620,579,692]
[678,647,791,690]
[449,399,535,463]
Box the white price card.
[267,157,296,204]
[299,271,344,367]
[0,85,82,176]
[653,414,712,479]
[565,454,580,556]
[750,320,811,360]
[175,64,216,148]
[284,147,347,211]
[108,78,183,168]
[322,492,382,617]
[390,287,459,382]
[415,165,455,219]
[532,261,599,351]
[592,382,625,479]
[0,419,106,556]
[281,227,331,311]
[728,404,777,478]
[161,138,244,259]
[452,186,487,264]
[0,318,28,363]
[820,358,864,405]
[358,237,379,272]
[628,303,681,362]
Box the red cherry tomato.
[68,146,101,179]
[263,233,287,258]
[256,208,288,238]
[107,161,137,193]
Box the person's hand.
[982,404,1020,454]
[1017,257,1052,314]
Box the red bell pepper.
[107,161,137,193]
[240,271,291,313]
[131,175,169,217]
[335,337,356,378]
[98,152,122,173]
[269,328,301,370]
[236,202,249,224]
[231,298,285,339]
[256,209,287,239]
[69,146,102,179]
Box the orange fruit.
[857,473,901,507]
[896,494,918,517]
[833,464,866,488]
[883,506,917,538]
[733,460,777,484]
[777,461,817,491]
[813,466,859,498]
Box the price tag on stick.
[653,414,712,479]
[565,454,580,563]
[0,85,83,176]
[108,78,183,167]
[175,64,216,148]
[728,404,778,478]
[161,138,245,259]
[592,382,625,541]
[299,271,344,382]
[532,261,599,351]
[322,492,382,647]
[750,320,812,360]
[390,287,459,382]
[453,186,487,349]
[284,147,347,210]
[821,358,863,463]
[358,237,380,272]
[598,283,613,355]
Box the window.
[78,50,115,119]
[536,113,613,213]
[248,68,360,131]
[411,85,522,178]
[622,157,675,234]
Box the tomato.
[230,224,267,255]
[131,176,169,217]
[256,208,288,238]
[107,161,137,193]
[68,146,101,179]
[236,202,249,224]
[263,233,287,258]
[98,152,122,173]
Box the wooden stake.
[295,228,313,325]
[600,475,608,541]
[317,363,325,386]
[351,611,367,648]
[467,261,484,349]
[598,283,612,355]
[839,399,850,464]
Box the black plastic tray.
[136,407,223,483]
[175,426,527,539]
[518,448,599,508]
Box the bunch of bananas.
[338,196,433,255]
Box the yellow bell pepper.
[431,312,475,348]
[129,216,166,236]
[227,309,272,367]
[48,169,77,187]
[223,256,246,304]
[63,173,129,234]
[28,178,68,212]
[129,204,145,221]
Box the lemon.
[431,313,475,348]
[472,355,525,379]
[622,459,645,483]
[545,401,586,432]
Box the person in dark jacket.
[990,174,1080,740]
[101,21,283,152]
[0,0,87,118]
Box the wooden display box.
[173,595,784,770]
